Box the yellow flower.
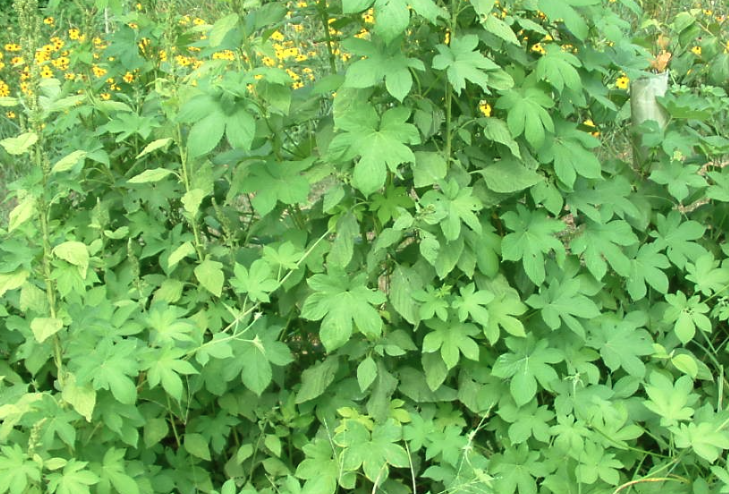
[100,92,111,100]
[297,1,307,7]
[271,31,285,41]
[262,56,276,67]
[64,72,76,80]
[4,43,21,52]
[128,22,138,29]
[293,81,304,89]
[92,65,108,78]
[6,111,16,118]
[43,16,54,26]
[616,75,630,90]
[583,119,599,137]
[69,28,81,40]
[0,80,9,97]
[193,17,206,26]
[691,45,702,56]
[40,66,54,78]
[478,101,492,117]
[531,43,546,55]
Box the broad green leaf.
[490,443,547,494]
[538,120,601,188]
[589,321,654,378]
[194,259,225,297]
[135,138,172,159]
[343,0,374,13]
[484,293,527,343]
[296,439,340,494]
[357,357,378,392]
[685,254,729,296]
[209,13,239,47]
[483,15,519,45]
[239,341,273,396]
[168,241,197,269]
[128,168,175,184]
[451,283,493,327]
[188,113,225,157]
[478,160,540,194]
[61,373,96,422]
[575,441,623,485]
[496,87,554,149]
[432,35,500,94]
[374,0,410,44]
[144,418,169,448]
[501,204,565,286]
[296,356,339,404]
[225,108,256,150]
[145,348,198,401]
[412,151,447,187]
[301,271,386,351]
[0,444,42,494]
[8,195,36,233]
[0,132,37,155]
[74,339,139,405]
[0,270,29,297]
[409,0,446,23]
[422,319,480,370]
[98,448,140,494]
[51,150,87,174]
[480,118,521,157]
[240,159,311,216]
[31,317,63,343]
[673,422,729,463]
[184,433,212,461]
[181,188,206,216]
[570,219,638,280]
[53,241,89,277]
[420,179,483,241]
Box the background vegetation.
[1,0,729,493]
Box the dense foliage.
[2,0,729,493]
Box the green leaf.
[194,259,225,297]
[420,179,483,241]
[296,439,340,494]
[643,373,696,427]
[673,422,729,463]
[664,292,711,344]
[0,444,42,494]
[145,348,198,401]
[240,159,311,215]
[75,339,139,405]
[0,132,37,155]
[301,271,386,351]
[432,35,500,94]
[575,441,623,485]
[627,242,670,300]
[422,319,480,370]
[184,433,212,461]
[496,87,554,149]
[649,160,707,202]
[343,0,374,12]
[535,45,582,92]
[51,150,87,174]
[650,212,707,269]
[296,356,339,404]
[570,219,638,280]
[8,195,36,233]
[589,320,654,378]
[168,241,197,269]
[135,138,172,159]
[374,0,410,44]
[127,167,175,184]
[538,0,601,41]
[98,448,140,494]
[187,113,225,157]
[31,316,64,343]
[451,283,493,327]
[0,270,29,298]
[501,205,565,286]
[225,108,256,150]
[478,160,540,193]
[239,339,273,396]
[357,357,378,392]
[685,254,729,296]
[53,241,89,277]
[480,118,521,157]
[144,418,168,448]
[538,120,601,188]
[61,373,96,422]
[526,277,600,338]
[209,13,239,47]
[492,336,563,407]
[412,151,447,187]
[484,293,528,343]
[47,460,99,494]
[231,259,279,302]
[483,15,520,45]
[335,419,409,482]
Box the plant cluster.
[2,0,729,493]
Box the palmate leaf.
[422,318,480,370]
[588,320,654,378]
[329,104,419,196]
[420,179,483,241]
[342,38,425,101]
[570,218,638,280]
[239,159,312,216]
[144,347,198,401]
[627,242,670,300]
[74,339,140,405]
[47,460,100,494]
[650,212,707,269]
[538,119,601,188]
[492,335,563,407]
[496,86,555,149]
[501,204,565,286]
[537,0,602,41]
[643,373,696,427]
[536,45,582,92]
[335,419,409,483]
[526,277,600,338]
[432,34,500,94]
[301,270,386,351]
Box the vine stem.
[175,123,205,260]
